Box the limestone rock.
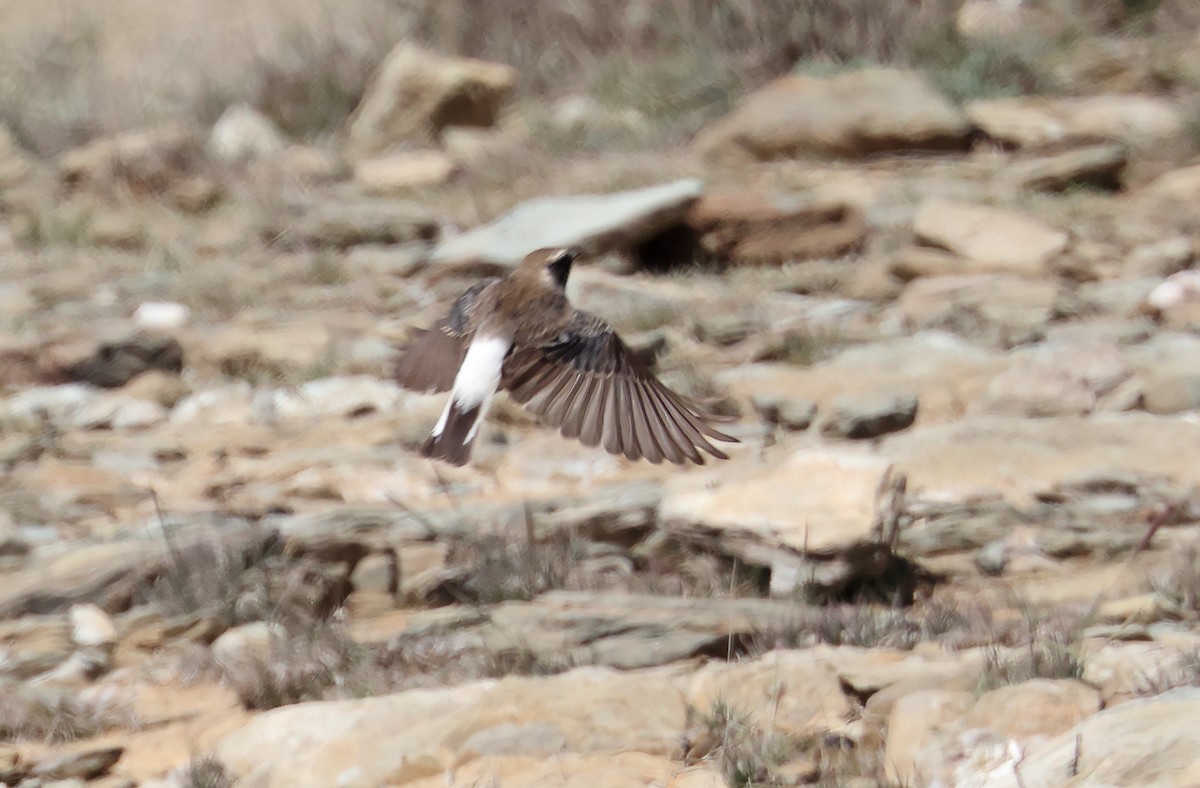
[89,209,149,250]
[991,688,1200,787]
[686,192,866,265]
[719,332,1001,427]
[695,68,970,161]
[211,622,286,688]
[820,394,918,439]
[688,648,852,737]
[208,104,287,165]
[1142,270,1200,324]
[966,95,1184,150]
[661,448,895,556]
[973,340,1132,417]
[0,384,100,431]
[217,667,687,787]
[542,95,650,145]
[68,604,117,650]
[883,689,974,786]
[430,178,703,268]
[57,124,203,193]
[911,200,1069,276]
[751,394,818,431]
[403,753,721,788]
[1141,371,1200,414]
[888,274,1059,343]
[968,679,1101,741]
[347,44,516,156]
[881,414,1200,504]
[267,199,438,250]
[393,592,823,671]
[250,145,351,186]
[32,746,123,781]
[1004,143,1127,192]
[957,0,1066,41]
[133,302,191,332]
[1142,163,1200,203]
[1124,237,1194,279]
[72,392,168,430]
[188,323,332,383]
[354,150,457,193]
[267,377,408,421]
[1082,641,1195,703]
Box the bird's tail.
[421,334,508,466]
[421,400,483,466]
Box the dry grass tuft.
[696,700,800,788]
[179,756,236,788]
[977,607,1087,690]
[436,532,584,605]
[142,528,284,630]
[380,634,574,691]
[0,0,1063,157]
[224,622,372,711]
[1151,544,1200,616]
[0,680,132,743]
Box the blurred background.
[4,2,1200,787]
[1,0,1197,155]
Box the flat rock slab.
[985,687,1200,787]
[346,44,516,155]
[32,746,123,780]
[688,647,853,737]
[272,482,663,549]
[880,414,1200,505]
[395,591,816,670]
[267,199,439,250]
[661,448,894,556]
[912,200,1069,275]
[695,68,971,160]
[966,95,1184,150]
[1004,143,1127,192]
[429,178,704,267]
[718,331,1001,426]
[686,192,867,264]
[217,665,689,788]
[0,521,275,618]
[403,752,723,788]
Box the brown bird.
[394,247,738,466]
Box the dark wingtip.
[420,431,472,467]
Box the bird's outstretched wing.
[394,278,500,394]
[501,311,737,464]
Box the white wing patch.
[432,334,510,438]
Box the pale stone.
[967,95,1184,150]
[661,448,894,554]
[68,604,117,649]
[208,104,286,165]
[913,200,1068,275]
[695,68,970,160]
[347,44,516,156]
[688,647,853,738]
[429,179,704,268]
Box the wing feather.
[394,279,499,394]
[502,310,737,465]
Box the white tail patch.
[432,334,510,438]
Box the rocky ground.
[5,1,1200,786]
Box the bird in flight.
[394,247,738,466]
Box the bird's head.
[519,246,583,290]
